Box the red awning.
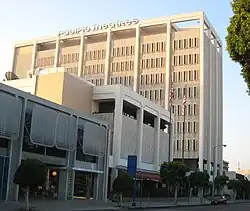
[136,171,161,182]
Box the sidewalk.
[1,198,250,211]
[0,199,118,211]
[123,197,210,209]
[124,198,250,210]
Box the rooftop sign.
[58,18,139,37]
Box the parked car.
[211,195,227,205]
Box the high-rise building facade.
[10,11,223,176]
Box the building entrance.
[74,171,94,199]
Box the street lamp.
[212,144,227,198]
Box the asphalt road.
[146,203,250,211]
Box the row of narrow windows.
[172,104,199,116]
[110,57,166,72]
[176,139,198,151]
[35,37,199,67]
[84,64,105,75]
[141,42,165,54]
[66,67,78,75]
[140,73,165,85]
[172,70,199,82]
[172,87,199,99]
[111,61,134,72]
[36,53,81,67]
[110,76,134,86]
[173,38,199,50]
[175,121,199,133]
[88,78,104,86]
[139,89,165,100]
[35,53,199,69]
[173,54,199,66]
[141,57,165,69]
[112,46,135,57]
[85,49,106,60]
[36,56,54,67]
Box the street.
[146,203,250,211]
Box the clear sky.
[0,0,249,171]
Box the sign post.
[127,155,137,207]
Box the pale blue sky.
[0,0,249,170]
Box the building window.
[193,140,196,150]
[193,122,197,133]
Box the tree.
[14,159,47,211]
[214,175,229,195]
[112,171,133,206]
[227,179,242,200]
[240,179,250,199]
[160,161,189,204]
[188,171,209,203]
[226,0,250,94]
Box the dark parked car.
[211,195,227,205]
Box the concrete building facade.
[10,11,223,176]
[0,82,109,202]
[2,71,172,192]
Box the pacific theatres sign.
[58,18,139,37]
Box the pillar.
[154,115,160,170]
[31,42,37,74]
[218,46,223,175]
[168,118,174,162]
[164,20,172,109]
[6,99,26,201]
[113,97,123,167]
[93,150,106,200]
[58,150,75,200]
[133,25,140,93]
[78,34,85,77]
[198,14,205,171]
[208,29,212,175]
[104,30,111,85]
[170,119,174,161]
[136,107,144,168]
[54,37,60,68]
[110,168,118,193]
[214,41,219,177]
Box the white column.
[78,34,85,77]
[164,20,172,109]
[218,46,223,175]
[198,14,205,171]
[31,42,37,74]
[214,41,219,177]
[154,115,160,170]
[7,99,27,201]
[104,30,111,85]
[113,97,123,167]
[170,119,174,161]
[207,29,212,175]
[133,25,140,93]
[54,37,60,68]
[136,106,143,167]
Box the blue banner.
[127,155,137,177]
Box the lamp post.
[212,144,227,198]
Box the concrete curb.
[72,207,122,211]
[126,200,250,210]
[127,203,212,210]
